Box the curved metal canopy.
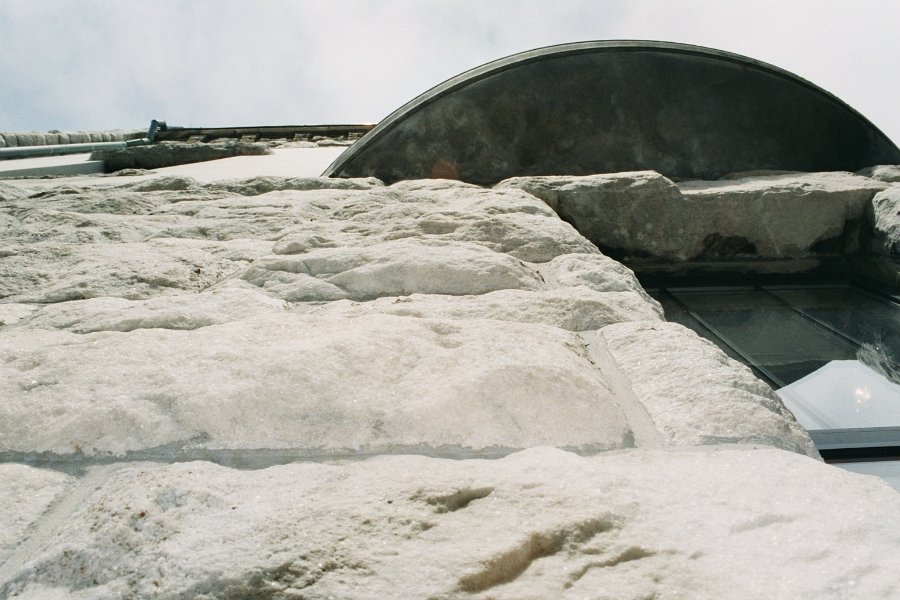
[325,41,900,185]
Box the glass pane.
[665,285,900,432]
[650,291,752,366]
[670,288,858,386]
[766,286,900,374]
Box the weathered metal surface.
[325,41,900,185]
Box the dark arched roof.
[325,40,900,185]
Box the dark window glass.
[668,288,860,387]
[651,285,900,440]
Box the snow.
[137,146,346,182]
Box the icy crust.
[3,447,899,600]
[0,465,73,563]
[601,322,818,457]
[498,170,889,260]
[0,313,632,456]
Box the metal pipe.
[0,119,163,160]
[0,140,130,159]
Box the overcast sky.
[2,0,898,144]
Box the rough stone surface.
[91,141,270,172]
[203,174,382,196]
[313,286,662,332]
[3,447,899,600]
[0,173,801,460]
[0,241,237,303]
[0,176,672,459]
[0,313,631,456]
[868,185,900,256]
[499,171,889,260]
[2,166,894,599]
[14,285,287,333]
[0,303,39,326]
[0,182,30,202]
[678,172,888,257]
[600,322,818,457]
[0,465,73,564]
[858,164,900,183]
[243,238,545,301]
[498,171,688,258]
[270,180,598,262]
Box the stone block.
[2,448,898,598]
[868,186,900,256]
[499,171,889,260]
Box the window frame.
[648,279,900,462]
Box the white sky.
[1,0,898,145]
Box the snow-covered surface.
[145,146,346,181]
[0,153,103,178]
[0,146,343,181]
[2,157,899,597]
